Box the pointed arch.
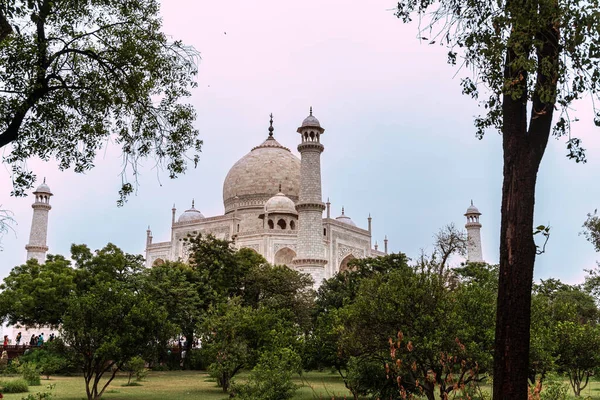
[152,258,165,267]
[339,254,356,273]
[274,247,296,267]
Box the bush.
[20,363,41,386]
[540,379,569,400]
[19,339,76,376]
[232,348,301,400]
[122,356,146,385]
[1,378,29,393]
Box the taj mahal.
[23,108,485,288]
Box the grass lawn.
[3,371,600,399]
[0,370,353,400]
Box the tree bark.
[493,7,558,396]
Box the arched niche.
[339,254,356,273]
[152,258,165,267]
[277,219,287,229]
[274,247,296,267]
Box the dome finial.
[342,206,345,215]
[192,199,195,208]
[309,106,313,116]
[471,199,473,206]
[43,177,46,184]
[268,113,274,137]
[278,183,282,193]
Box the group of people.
[2,332,57,348]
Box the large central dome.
[223,135,300,213]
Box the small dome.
[265,192,297,215]
[34,180,52,195]
[301,115,321,128]
[336,208,356,226]
[178,201,205,223]
[465,201,481,215]
[300,106,321,128]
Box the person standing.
[29,334,35,346]
[37,333,44,347]
[16,332,21,346]
[3,335,8,349]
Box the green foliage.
[0,255,76,327]
[122,356,146,385]
[343,356,386,399]
[202,298,302,393]
[315,256,495,400]
[0,0,201,202]
[1,378,29,393]
[555,321,600,396]
[540,378,569,400]
[232,348,301,400]
[583,211,600,253]
[396,0,600,160]
[62,279,174,399]
[20,362,41,386]
[143,260,204,356]
[19,339,76,376]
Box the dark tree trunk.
[493,1,559,395]
[493,145,539,399]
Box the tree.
[555,321,600,397]
[0,255,76,327]
[240,263,315,331]
[0,243,173,400]
[340,263,493,400]
[393,0,600,397]
[433,223,467,276]
[201,299,299,393]
[61,280,173,400]
[0,0,201,203]
[143,260,205,360]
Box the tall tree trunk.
[492,0,558,393]
[493,147,538,399]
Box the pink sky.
[1,0,600,283]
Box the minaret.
[465,201,484,262]
[293,107,327,286]
[25,179,53,263]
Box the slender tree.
[0,0,201,203]
[393,1,600,397]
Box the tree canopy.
[0,0,201,203]
[393,0,600,397]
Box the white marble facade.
[145,110,386,286]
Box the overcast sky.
[1,0,599,283]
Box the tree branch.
[0,8,12,43]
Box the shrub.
[20,363,41,386]
[122,356,146,385]
[1,378,29,393]
[19,339,76,376]
[540,379,569,400]
[232,348,301,400]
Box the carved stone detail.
[337,244,365,260]
[274,243,297,253]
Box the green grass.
[3,371,600,399]
[0,370,353,400]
